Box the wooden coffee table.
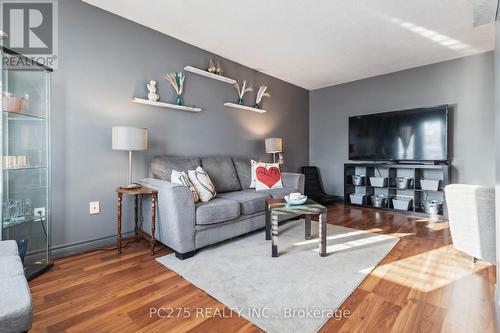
[265,198,328,257]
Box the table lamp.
[265,138,283,163]
[112,126,148,189]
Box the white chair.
[444,184,496,264]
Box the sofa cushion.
[219,190,269,215]
[0,275,32,333]
[151,155,201,180]
[201,156,241,193]
[0,256,24,278]
[0,240,19,256]
[196,197,240,225]
[232,158,252,189]
[251,187,299,199]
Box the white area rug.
[157,219,399,333]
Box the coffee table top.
[266,198,327,215]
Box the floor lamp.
[112,126,148,189]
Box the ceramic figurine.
[147,80,159,101]
[207,58,217,73]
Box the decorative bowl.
[284,195,308,206]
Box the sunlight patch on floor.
[362,245,492,293]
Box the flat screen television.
[348,105,449,162]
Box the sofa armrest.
[137,178,196,254]
[282,172,305,194]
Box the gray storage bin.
[351,175,365,186]
[396,177,412,189]
[371,195,387,208]
[349,194,365,205]
[392,197,412,211]
[424,200,443,215]
[370,177,387,187]
[420,179,440,191]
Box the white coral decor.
[234,80,253,105]
[255,85,270,107]
[165,72,185,105]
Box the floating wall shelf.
[224,102,267,114]
[132,98,202,112]
[184,66,237,84]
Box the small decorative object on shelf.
[2,92,27,113]
[146,80,159,102]
[207,58,217,73]
[207,58,224,75]
[234,80,253,105]
[165,72,185,106]
[254,85,270,109]
[215,61,223,75]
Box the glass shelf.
[3,215,44,229]
[3,166,47,171]
[3,110,46,121]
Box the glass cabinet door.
[0,48,52,279]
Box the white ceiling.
[83,0,495,90]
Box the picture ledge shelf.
[224,102,267,113]
[184,66,237,84]
[131,98,202,112]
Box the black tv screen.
[349,105,448,161]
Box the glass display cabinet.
[0,47,52,280]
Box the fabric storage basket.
[349,194,365,205]
[420,179,440,191]
[396,177,412,190]
[370,177,387,187]
[351,175,365,186]
[392,197,412,211]
[371,195,387,208]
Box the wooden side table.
[116,186,158,255]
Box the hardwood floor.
[30,203,498,332]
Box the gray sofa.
[0,240,32,333]
[138,156,304,259]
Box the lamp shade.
[112,126,148,151]
[265,138,283,153]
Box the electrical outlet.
[89,201,100,214]
[34,207,45,217]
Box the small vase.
[253,103,260,109]
[176,95,183,106]
[238,98,244,105]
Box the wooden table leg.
[271,214,279,257]
[319,212,327,257]
[305,215,311,240]
[150,193,157,255]
[134,194,139,242]
[117,193,123,254]
[265,203,271,240]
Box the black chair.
[301,166,340,205]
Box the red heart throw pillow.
[256,166,281,188]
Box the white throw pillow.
[188,166,217,202]
[254,162,283,191]
[171,169,199,203]
[250,160,258,188]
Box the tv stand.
[344,162,450,217]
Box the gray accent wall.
[310,52,495,196]
[51,0,309,252]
